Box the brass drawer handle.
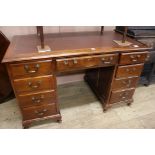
[101,58,111,64]
[121,96,126,99]
[28,81,41,89]
[126,68,136,72]
[32,95,44,104]
[110,57,113,60]
[122,80,131,87]
[35,109,48,116]
[24,64,40,73]
[64,60,68,65]
[73,59,78,64]
[145,54,150,61]
[120,92,129,99]
[130,55,141,62]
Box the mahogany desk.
[2,31,151,128]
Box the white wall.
[0,26,115,84]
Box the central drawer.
[22,103,58,120]
[56,54,118,72]
[13,75,56,94]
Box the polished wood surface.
[13,75,56,94]
[22,103,58,120]
[110,88,135,104]
[119,51,149,65]
[116,64,144,78]
[2,31,151,128]
[2,31,150,63]
[112,77,139,91]
[18,90,56,108]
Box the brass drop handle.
[110,57,113,60]
[73,59,78,64]
[28,81,41,89]
[101,58,111,64]
[35,109,47,116]
[130,55,141,62]
[122,80,131,87]
[32,95,44,104]
[126,68,136,72]
[64,60,68,65]
[145,54,150,61]
[24,64,40,73]
[120,92,129,99]
[121,96,126,99]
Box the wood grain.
[18,90,56,108]
[57,54,118,72]
[22,103,58,120]
[2,31,151,63]
[9,60,55,78]
[13,75,56,94]
[119,51,149,65]
[110,88,135,104]
[116,64,144,78]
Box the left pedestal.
[6,59,61,128]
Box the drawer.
[56,54,118,72]
[9,60,55,78]
[110,88,135,104]
[18,90,56,108]
[116,64,144,78]
[22,104,58,120]
[14,75,56,94]
[112,77,139,91]
[119,51,149,65]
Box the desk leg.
[22,120,32,129]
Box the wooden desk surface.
[2,31,151,63]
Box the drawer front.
[18,90,56,108]
[10,60,55,78]
[116,64,143,78]
[22,104,58,120]
[14,75,56,94]
[56,54,118,72]
[110,88,135,104]
[119,51,149,65]
[112,77,139,91]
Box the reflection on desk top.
[2,31,151,63]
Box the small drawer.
[9,60,55,78]
[110,88,135,104]
[18,90,56,108]
[14,75,56,94]
[119,51,149,65]
[56,54,118,72]
[22,104,58,120]
[116,64,144,78]
[112,77,139,91]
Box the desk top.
[2,31,151,63]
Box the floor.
[0,81,155,129]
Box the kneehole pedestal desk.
[2,31,151,128]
